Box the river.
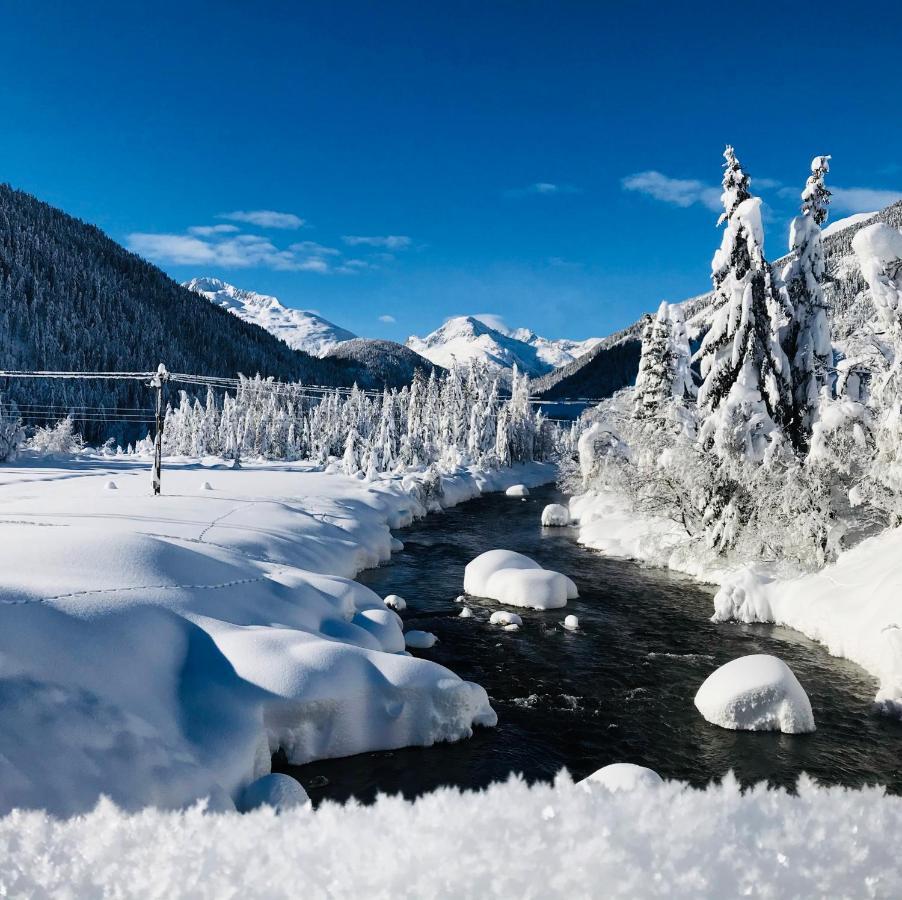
[275,483,902,803]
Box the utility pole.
[149,363,169,495]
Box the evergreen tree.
[782,155,833,446]
[696,146,794,462]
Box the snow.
[541,503,570,526]
[383,594,407,611]
[458,607,474,618]
[2,775,900,898]
[563,615,579,631]
[489,611,523,627]
[581,763,663,792]
[404,630,438,650]
[464,549,577,610]
[236,774,310,813]
[694,655,815,734]
[505,483,529,497]
[0,454,553,815]
[821,211,877,239]
[713,527,902,712]
[183,277,355,357]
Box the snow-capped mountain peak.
[406,315,601,377]
[183,277,355,357]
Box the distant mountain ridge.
[406,315,601,379]
[183,277,356,357]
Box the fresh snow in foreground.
[1,775,900,898]
[463,549,578,610]
[0,454,554,815]
[694,655,815,734]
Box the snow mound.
[391,538,404,552]
[405,630,438,650]
[459,607,474,619]
[104,480,118,490]
[200,481,213,491]
[384,594,407,612]
[505,484,529,498]
[464,549,577,610]
[237,774,310,813]
[582,763,663,792]
[541,503,570,526]
[563,615,579,631]
[503,624,520,632]
[489,611,523,627]
[694,655,815,734]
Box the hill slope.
[0,184,363,438]
[183,277,356,356]
[325,339,442,388]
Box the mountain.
[183,277,355,357]
[534,201,902,403]
[325,339,443,388]
[0,184,364,440]
[406,315,601,378]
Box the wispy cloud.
[188,224,240,236]
[505,182,581,199]
[219,210,306,229]
[378,314,396,323]
[830,186,902,213]
[621,171,722,212]
[342,234,411,250]
[288,240,341,256]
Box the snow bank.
[541,503,570,526]
[464,549,577,610]
[2,775,900,898]
[505,484,529,497]
[581,763,663,792]
[0,456,551,816]
[714,527,902,711]
[694,655,815,734]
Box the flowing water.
[275,484,902,803]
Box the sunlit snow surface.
[1,775,900,898]
[0,453,554,815]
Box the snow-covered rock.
[200,481,213,491]
[405,630,438,650]
[505,484,529,498]
[541,503,570,526]
[563,615,579,631]
[184,277,355,357]
[458,607,474,619]
[503,623,520,632]
[464,549,577,610]
[391,538,404,552]
[237,774,310,813]
[489,611,523,627]
[104,480,117,490]
[384,594,407,612]
[694,655,815,734]
[581,763,663,792]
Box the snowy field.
[570,488,902,712]
[0,452,554,816]
[2,774,900,898]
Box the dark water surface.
[275,484,902,803]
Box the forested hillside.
[0,184,363,438]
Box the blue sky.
[2,1,901,342]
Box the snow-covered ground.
[0,452,554,816]
[570,488,902,711]
[2,774,900,898]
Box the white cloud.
[288,241,341,256]
[505,182,581,198]
[378,314,396,323]
[471,313,510,334]
[621,170,722,212]
[219,210,306,229]
[830,187,902,213]
[342,235,412,250]
[188,224,240,236]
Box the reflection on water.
[275,484,902,804]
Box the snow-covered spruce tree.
[695,146,794,462]
[0,397,24,462]
[781,155,832,446]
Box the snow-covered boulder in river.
[581,763,663,792]
[384,594,407,611]
[405,630,438,650]
[541,503,570,526]
[237,774,310,813]
[489,611,523,627]
[506,484,529,498]
[464,549,577,610]
[694,655,815,734]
